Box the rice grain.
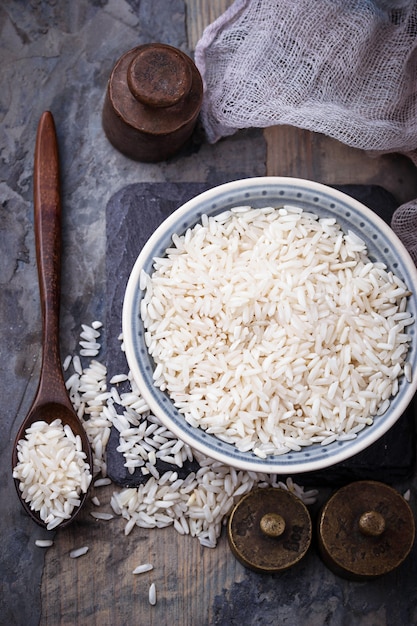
[132,563,154,574]
[90,511,114,520]
[35,539,54,548]
[148,583,156,606]
[70,546,89,558]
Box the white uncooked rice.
[63,322,319,549]
[140,206,414,456]
[13,419,92,530]
[73,355,83,375]
[35,539,54,548]
[70,546,89,558]
[148,582,156,606]
[132,563,154,574]
[79,323,102,357]
[94,478,112,487]
[90,511,114,520]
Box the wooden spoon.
[12,111,94,528]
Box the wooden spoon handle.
[33,111,67,403]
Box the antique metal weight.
[102,43,203,162]
[317,480,415,580]
[227,487,312,573]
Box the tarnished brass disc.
[318,480,415,580]
[227,487,312,573]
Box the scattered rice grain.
[70,546,89,558]
[73,355,82,375]
[148,582,156,606]
[94,478,112,487]
[35,539,53,548]
[90,511,114,520]
[132,563,153,574]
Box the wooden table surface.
[2,2,417,625]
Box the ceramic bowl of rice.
[122,177,417,474]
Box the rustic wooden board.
[40,490,246,626]
[185,0,234,50]
[265,125,417,206]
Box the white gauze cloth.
[195,0,417,156]
[195,0,417,262]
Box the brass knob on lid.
[102,43,203,162]
[358,510,386,537]
[318,480,415,580]
[227,487,312,574]
[260,512,286,538]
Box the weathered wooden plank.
[264,125,417,205]
[185,0,234,50]
[40,485,245,625]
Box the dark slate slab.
[105,425,201,487]
[106,182,217,383]
[106,182,415,486]
[105,182,222,486]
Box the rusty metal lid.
[318,480,415,580]
[105,43,202,136]
[227,487,312,573]
[127,45,193,109]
